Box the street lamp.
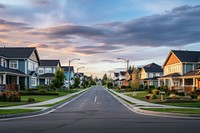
[68,58,80,91]
[117,57,129,71]
[77,66,85,74]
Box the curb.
[106,88,200,119]
[0,88,89,120]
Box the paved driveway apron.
[0,86,200,133]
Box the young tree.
[102,73,108,85]
[130,68,140,91]
[51,67,65,90]
[73,77,80,88]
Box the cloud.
[0,4,5,9]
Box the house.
[62,66,75,87]
[158,50,200,92]
[119,71,126,86]
[140,63,163,88]
[38,60,61,86]
[113,72,119,86]
[124,70,133,86]
[74,72,85,86]
[0,47,40,91]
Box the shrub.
[0,91,20,102]
[150,94,158,100]
[121,85,127,89]
[197,95,200,101]
[180,96,192,101]
[159,86,168,92]
[19,91,58,96]
[145,94,152,100]
[168,94,180,99]
[152,89,159,95]
[28,97,35,103]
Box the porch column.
[0,75,2,84]
[16,76,19,85]
[193,78,196,88]
[164,79,166,86]
[182,78,185,91]
[3,74,6,85]
[158,79,160,87]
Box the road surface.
[0,86,200,133]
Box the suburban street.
[0,86,200,133]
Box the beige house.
[140,63,163,88]
[159,50,200,92]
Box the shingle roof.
[40,60,60,66]
[0,47,36,58]
[114,73,119,77]
[39,73,55,78]
[172,50,200,62]
[143,63,163,72]
[62,66,74,72]
[0,66,26,76]
[127,70,133,74]
[120,71,126,76]
[159,73,181,78]
[181,69,200,77]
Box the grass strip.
[0,109,41,115]
[141,108,200,114]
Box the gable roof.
[40,60,60,67]
[143,63,163,72]
[0,47,37,59]
[127,70,133,75]
[0,66,26,76]
[181,68,200,77]
[119,71,126,76]
[62,66,74,72]
[163,50,200,66]
[114,72,119,77]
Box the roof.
[142,77,160,80]
[181,69,200,77]
[62,66,74,72]
[0,66,26,76]
[172,50,200,62]
[114,72,119,77]
[120,71,126,76]
[143,63,163,72]
[39,73,55,78]
[159,73,181,78]
[0,47,36,59]
[40,60,60,67]
[127,70,133,74]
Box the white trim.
[9,60,18,69]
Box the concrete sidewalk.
[108,89,200,109]
[0,89,88,110]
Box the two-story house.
[124,70,133,86]
[113,72,119,86]
[119,71,126,86]
[62,66,75,87]
[38,60,61,86]
[0,47,40,90]
[140,63,163,88]
[159,50,200,92]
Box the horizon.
[0,0,200,78]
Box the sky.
[0,0,200,78]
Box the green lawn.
[162,102,200,108]
[0,109,41,115]
[0,89,82,107]
[125,91,148,101]
[141,108,200,114]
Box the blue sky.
[0,0,200,77]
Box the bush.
[197,95,200,101]
[150,94,158,100]
[0,91,21,102]
[28,97,35,103]
[145,94,152,100]
[19,91,59,96]
[152,89,159,95]
[168,94,180,99]
[159,86,168,92]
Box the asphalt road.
[0,86,200,133]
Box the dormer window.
[10,60,18,69]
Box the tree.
[73,77,80,88]
[51,67,65,90]
[130,68,140,91]
[102,73,108,85]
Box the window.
[149,73,153,78]
[45,68,52,73]
[156,73,160,77]
[28,61,33,71]
[31,77,37,86]
[10,60,18,69]
[38,68,44,74]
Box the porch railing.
[0,84,19,92]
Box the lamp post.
[68,58,80,91]
[77,66,85,74]
[117,57,129,71]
